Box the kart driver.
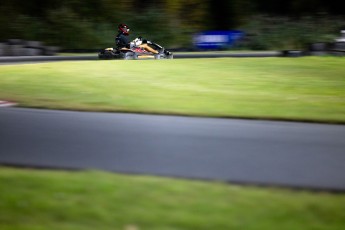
[116,23,159,54]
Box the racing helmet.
[118,23,130,35]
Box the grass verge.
[0,57,344,123]
[1,167,345,230]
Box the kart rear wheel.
[99,50,114,59]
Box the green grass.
[1,167,345,230]
[0,57,344,123]
[57,51,279,56]
[1,58,345,229]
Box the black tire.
[333,42,345,50]
[102,50,114,59]
[309,42,328,52]
[124,52,135,60]
[133,53,139,60]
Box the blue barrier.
[193,30,244,50]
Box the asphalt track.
[0,51,281,64]
[1,107,345,191]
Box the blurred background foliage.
[0,0,344,50]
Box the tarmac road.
[1,107,345,191]
[0,51,281,64]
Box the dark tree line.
[208,0,345,30]
[0,0,344,49]
[1,1,344,26]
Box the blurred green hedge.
[0,0,344,50]
[237,15,344,50]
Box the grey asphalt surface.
[0,51,282,64]
[1,107,345,191]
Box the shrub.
[237,15,345,50]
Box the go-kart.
[98,38,173,60]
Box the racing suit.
[115,33,130,49]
